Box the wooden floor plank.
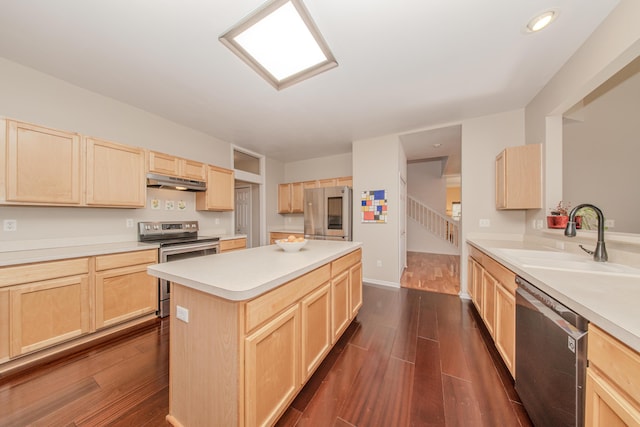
[410,337,446,427]
[401,252,460,295]
[390,289,420,363]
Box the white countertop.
[467,238,640,352]
[147,240,362,302]
[0,241,159,267]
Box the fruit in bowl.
[275,235,307,252]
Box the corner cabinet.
[495,144,541,209]
[1,119,83,205]
[278,182,304,214]
[220,237,247,253]
[196,165,234,211]
[86,137,146,207]
[585,324,640,426]
[468,245,516,377]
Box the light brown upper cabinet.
[86,137,146,207]
[147,150,206,181]
[1,119,83,205]
[278,182,304,214]
[495,144,541,209]
[196,165,234,211]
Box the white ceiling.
[0,0,620,164]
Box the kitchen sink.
[491,247,640,277]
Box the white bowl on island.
[275,238,308,252]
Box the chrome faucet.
[564,203,608,262]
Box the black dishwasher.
[515,276,588,427]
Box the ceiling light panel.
[220,0,337,90]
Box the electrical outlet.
[3,219,17,232]
[126,218,134,228]
[176,305,189,323]
[605,219,615,228]
[376,260,382,267]
[479,219,490,228]
[215,218,220,225]
[536,219,543,229]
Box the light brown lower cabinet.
[349,262,363,318]
[0,288,8,363]
[0,250,158,370]
[585,324,640,426]
[494,281,516,375]
[94,250,158,329]
[301,283,332,382]
[269,232,304,245]
[331,270,350,343]
[482,270,497,337]
[167,248,362,427]
[246,305,300,427]
[10,274,90,358]
[220,237,247,252]
[468,245,516,378]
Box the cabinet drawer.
[0,258,89,287]
[220,238,246,252]
[245,264,330,333]
[589,324,640,405]
[95,250,158,271]
[331,249,361,276]
[482,254,517,295]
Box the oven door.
[158,241,219,317]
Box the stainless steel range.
[138,221,219,317]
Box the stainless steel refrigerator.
[304,186,352,241]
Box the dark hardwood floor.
[0,285,532,427]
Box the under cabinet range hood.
[146,173,207,191]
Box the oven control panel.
[138,221,199,238]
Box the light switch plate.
[479,219,490,228]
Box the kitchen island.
[147,240,363,427]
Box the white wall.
[284,152,352,182]
[0,58,236,249]
[407,161,447,214]
[352,135,401,287]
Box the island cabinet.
[85,137,146,207]
[1,258,90,358]
[1,119,83,205]
[166,247,362,427]
[585,324,640,426]
[468,245,516,377]
[195,165,234,211]
[94,250,158,330]
[495,144,541,210]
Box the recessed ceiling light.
[220,0,337,90]
[526,10,558,33]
